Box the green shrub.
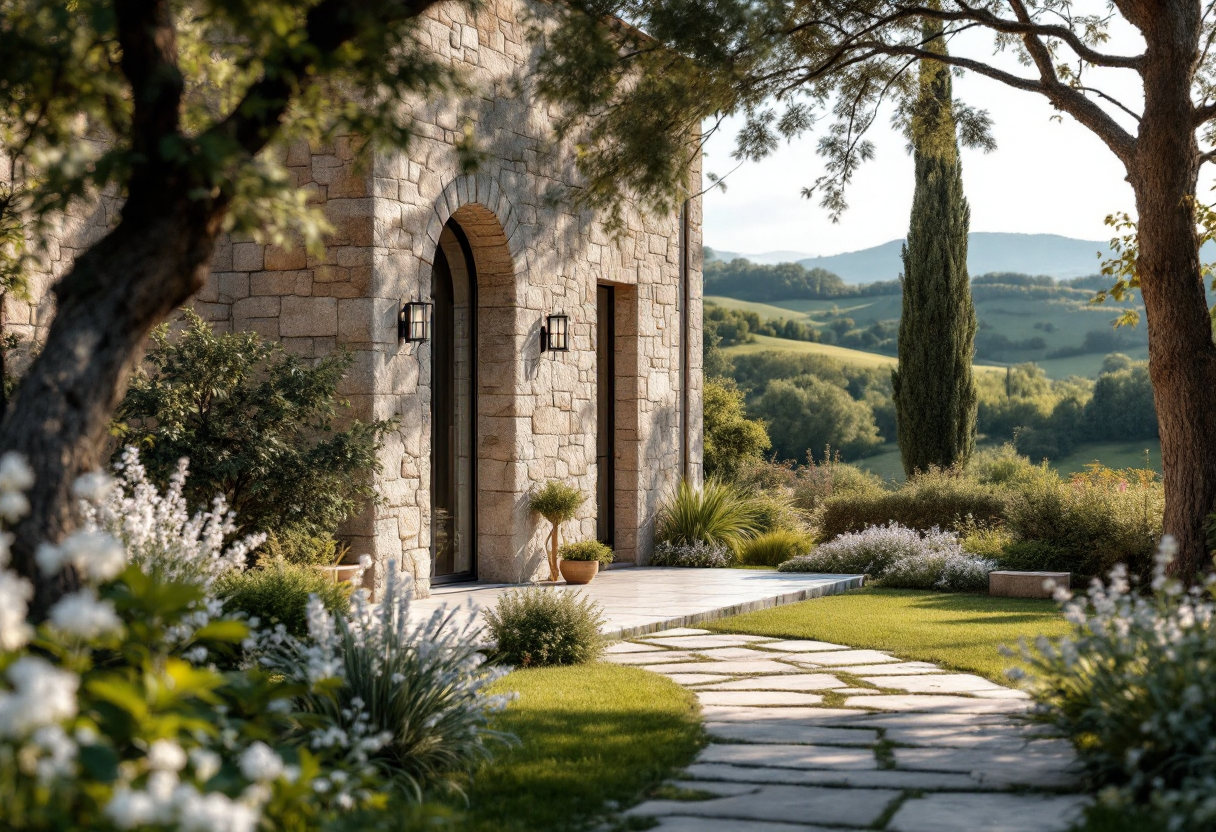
[739,529,813,567]
[655,479,761,552]
[750,489,806,535]
[216,559,351,638]
[484,587,606,667]
[967,443,1060,489]
[818,467,1009,540]
[958,521,1014,560]
[1005,464,1162,581]
[703,377,771,480]
[116,310,394,537]
[529,481,585,522]
[260,527,349,567]
[995,539,1068,572]
[560,540,614,564]
[791,453,887,513]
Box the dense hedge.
[818,470,1010,540]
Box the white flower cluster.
[104,740,286,832]
[1021,537,1216,831]
[0,453,35,651]
[650,539,733,567]
[83,447,263,588]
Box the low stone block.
[989,571,1070,599]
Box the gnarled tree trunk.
[1131,7,1216,580]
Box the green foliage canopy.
[116,311,393,536]
[702,377,770,481]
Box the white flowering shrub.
[250,565,513,801]
[1018,538,1216,832]
[780,522,994,592]
[0,453,481,831]
[650,540,733,567]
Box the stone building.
[7,0,704,595]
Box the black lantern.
[541,314,569,353]
[399,300,432,343]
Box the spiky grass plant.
[654,479,760,554]
[529,482,585,582]
[739,529,814,567]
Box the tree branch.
[113,0,184,170]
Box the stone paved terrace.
[406,567,862,639]
[611,630,1090,832]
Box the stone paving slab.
[604,651,697,665]
[697,673,847,692]
[794,649,899,666]
[682,763,1001,791]
[886,792,1089,832]
[639,627,712,637]
[603,641,665,654]
[638,634,774,648]
[647,659,801,675]
[844,694,1031,714]
[863,674,1008,694]
[626,784,901,827]
[620,630,1085,831]
[698,743,877,771]
[408,569,862,639]
[755,640,852,652]
[697,691,826,707]
[647,817,835,832]
[704,722,878,747]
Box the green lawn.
[459,663,704,832]
[705,587,1070,683]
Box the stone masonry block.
[989,571,1069,599]
[280,296,338,337]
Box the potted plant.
[529,481,586,582]
[558,540,614,585]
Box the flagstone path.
[606,628,1089,832]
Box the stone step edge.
[603,575,864,641]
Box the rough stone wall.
[8,0,703,596]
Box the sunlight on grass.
[706,587,1069,682]
[459,663,704,832]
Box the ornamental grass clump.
[739,529,814,567]
[650,540,733,568]
[484,587,606,667]
[529,481,585,582]
[780,522,994,592]
[251,565,513,801]
[1018,538,1216,832]
[655,478,761,553]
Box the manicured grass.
[459,663,704,832]
[705,587,1069,683]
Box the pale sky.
[701,18,1183,258]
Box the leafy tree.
[116,311,394,538]
[702,377,770,480]
[0,0,469,610]
[536,0,1216,576]
[751,376,882,462]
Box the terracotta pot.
[559,559,599,585]
[313,564,364,585]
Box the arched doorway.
[431,221,477,582]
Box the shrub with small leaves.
[484,587,606,667]
[650,540,733,568]
[259,527,349,567]
[215,558,352,638]
[559,540,614,564]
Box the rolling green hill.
[723,334,1008,374]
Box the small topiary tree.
[115,310,395,540]
[529,481,585,582]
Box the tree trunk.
[1131,9,1216,580]
[0,198,219,616]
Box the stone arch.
[423,180,531,584]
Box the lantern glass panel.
[547,315,569,351]
[401,301,432,342]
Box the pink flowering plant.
[0,450,502,831]
[1016,537,1216,831]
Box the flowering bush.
[779,522,994,592]
[0,451,507,830]
[484,587,606,667]
[650,539,733,568]
[251,566,512,800]
[1018,538,1216,831]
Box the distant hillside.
[706,247,815,264]
[792,233,1115,284]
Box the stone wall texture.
[9,0,703,596]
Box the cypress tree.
[892,17,977,477]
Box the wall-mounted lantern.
[540,314,569,353]
[399,300,432,343]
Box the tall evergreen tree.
[891,17,977,476]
